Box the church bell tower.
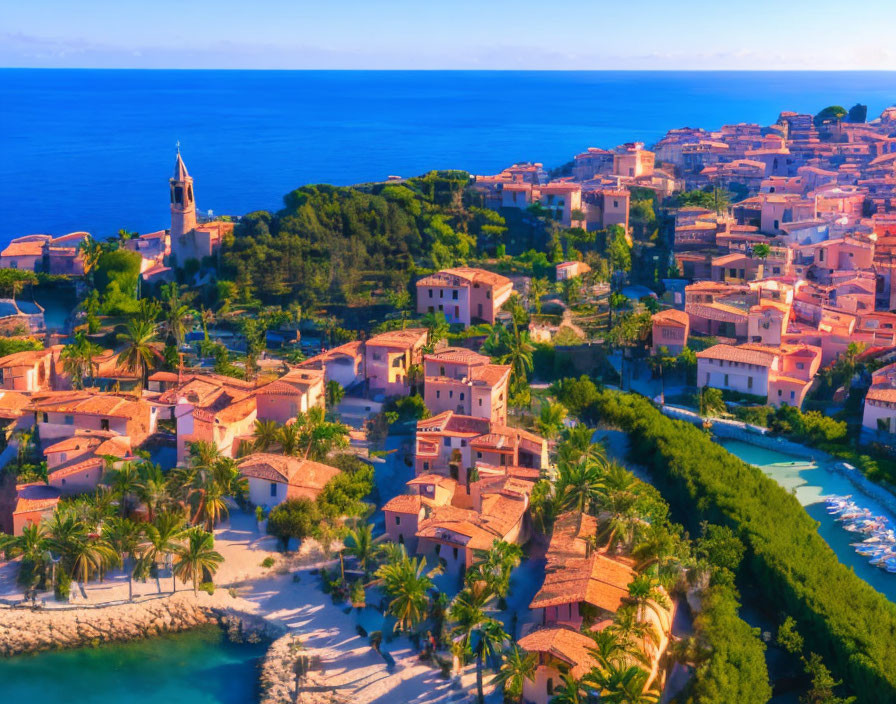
[170,144,197,240]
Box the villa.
[651,309,690,354]
[0,346,60,392]
[28,391,158,444]
[517,627,598,704]
[416,268,513,326]
[364,327,428,397]
[255,368,325,424]
[422,347,510,424]
[237,452,341,510]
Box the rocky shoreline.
[0,592,282,657]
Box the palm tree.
[78,236,103,288]
[116,318,160,390]
[105,460,142,516]
[375,554,433,634]
[68,535,118,590]
[482,323,510,356]
[549,673,585,704]
[500,321,534,391]
[136,462,168,521]
[102,516,143,600]
[160,283,191,347]
[611,604,660,662]
[584,661,658,704]
[556,425,607,466]
[342,522,380,577]
[536,401,568,441]
[422,311,449,354]
[60,332,102,389]
[174,527,224,595]
[491,645,536,703]
[139,512,185,593]
[469,539,522,601]
[529,278,548,315]
[290,406,350,461]
[325,380,345,408]
[6,523,50,588]
[625,574,670,630]
[470,618,509,704]
[556,457,606,515]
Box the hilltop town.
[4,103,896,704]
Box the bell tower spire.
[170,143,196,241]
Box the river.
[718,439,896,602]
[0,625,266,703]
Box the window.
[270,482,278,497]
[796,362,805,370]
[42,412,48,423]
[452,290,458,300]
[790,391,795,400]
[436,390,441,399]
[452,547,458,559]
[547,678,554,696]
[444,437,450,447]
[724,374,729,386]
[613,200,619,208]
[423,461,429,471]
[101,419,110,431]
[478,398,483,407]
[395,516,401,526]
[428,289,433,298]
[748,377,753,389]
[64,415,74,425]
[778,389,783,397]
[439,366,445,376]
[449,390,453,398]
[477,451,483,459]
[439,290,444,299]
[459,392,464,401]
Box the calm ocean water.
[2,70,896,241]
[0,625,265,703]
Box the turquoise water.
[4,69,896,240]
[0,625,266,703]
[719,439,896,602]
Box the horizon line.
[4,66,896,73]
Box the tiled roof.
[696,343,778,366]
[14,483,61,514]
[382,494,423,514]
[237,453,340,497]
[366,328,427,349]
[424,347,491,366]
[48,457,105,481]
[518,627,599,679]
[652,309,689,327]
[0,348,53,368]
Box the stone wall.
[0,592,281,657]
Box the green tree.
[60,332,102,389]
[138,512,185,593]
[698,387,726,418]
[252,419,281,452]
[116,318,160,390]
[266,498,321,550]
[325,380,345,408]
[376,553,433,634]
[492,645,536,703]
[174,527,224,595]
[529,277,548,315]
[536,401,568,441]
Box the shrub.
[261,556,276,569]
[198,581,215,595]
[593,390,896,701]
[54,568,71,601]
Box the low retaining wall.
[0,592,281,657]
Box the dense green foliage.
[814,105,848,126]
[94,248,142,314]
[0,336,42,357]
[220,172,480,306]
[593,391,896,702]
[687,586,771,704]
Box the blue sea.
[2,69,896,242]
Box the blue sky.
[2,0,894,70]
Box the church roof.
[173,150,190,181]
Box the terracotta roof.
[530,511,635,613]
[424,347,491,366]
[416,267,512,290]
[686,302,749,323]
[518,627,599,679]
[148,371,180,382]
[14,483,61,514]
[1,240,45,258]
[28,392,147,420]
[696,344,778,366]
[0,348,53,368]
[866,386,896,403]
[48,457,105,481]
[366,328,427,349]
[652,309,689,327]
[237,453,340,499]
[382,494,423,514]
